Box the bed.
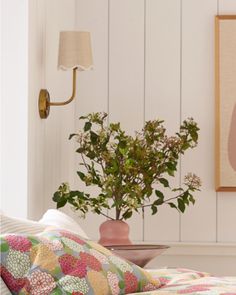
[1,267,236,294]
[1,211,236,295]
[141,268,236,294]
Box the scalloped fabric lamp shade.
[58,31,93,71]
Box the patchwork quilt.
[136,268,236,295]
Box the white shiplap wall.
[28,0,77,220]
[27,0,236,274]
[180,0,217,242]
[1,0,29,218]
[145,0,181,242]
[73,0,236,244]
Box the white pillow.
[0,213,47,235]
[39,209,89,239]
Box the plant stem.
[99,211,114,220]
[116,208,121,220]
[141,192,184,209]
[81,153,90,172]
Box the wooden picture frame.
[215,15,236,192]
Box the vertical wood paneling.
[218,193,236,242]
[219,0,236,14]
[44,0,76,211]
[217,0,236,243]
[72,0,109,239]
[28,0,46,219]
[109,0,144,135]
[1,0,28,218]
[36,0,236,246]
[145,0,181,242]
[75,0,108,116]
[181,0,217,241]
[109,0,144,241]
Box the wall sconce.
[39,31,93,119]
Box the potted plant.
[53,112,201,245]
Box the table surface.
[105,244,169,250]
[104,244,169,267]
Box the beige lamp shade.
[58,31,93,71]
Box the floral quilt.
[131,268,236,295]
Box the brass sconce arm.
[39,68,77,119]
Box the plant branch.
[81,153,90,172]
[99,211,114,220]
[141,192,185,209]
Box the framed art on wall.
[215,15,236,192]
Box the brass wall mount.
[38,68,77,119]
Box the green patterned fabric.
[0,229,160,295]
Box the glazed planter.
[98,220,132,246]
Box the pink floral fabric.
[0,230,160,294]
[132,268,236,295]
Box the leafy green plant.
[53,112,201,220]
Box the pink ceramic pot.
[98,220,132,246]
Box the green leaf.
[153,199,163,206]
[84,121,92,132]
[159,178,169,187]
[90,131,98,144]
[167,169,175,176]
[182,142,190,150]
[87,151,96,159]
[77,171,85,181]
[168,202,178,210]
[123,210,133,220]
[52,192,61,202]
[119,141,127,149]
[189,195,195,205]
[56,198,67,209]
[69,133,77,140]
[183,196,189,205]
[166,162,177,171]
[151,205,158,215]
[155,190,164,201]
[190,130,198,142]
[172,187,184,192]
[70,190,83,198]
[76,147,84,153]
[0,243,9,252]
[177,199,185,213]
[79,115,87,119]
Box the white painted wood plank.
[43,0,76,213]
[1,0,28,218]
[219,0,236,14]
[28,0,46,219]
[217,0,236,243]
[109,0,144,241]
[75,0,109,116]
[181,0,217,241]
[144,0,181,242]
[218,193,236,242]
[73,0,109,240]
[109,0,144,135]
